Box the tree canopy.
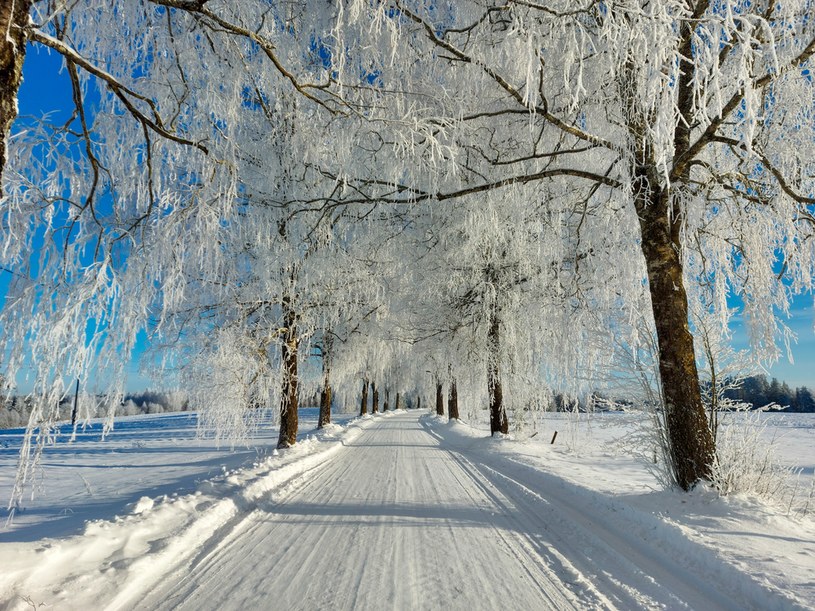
[1,1,814,492]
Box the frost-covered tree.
[3,0,815,497]
[0,0,31,195]
[1,2,368,467]
[606,0,815,488]
[320,0,815,489]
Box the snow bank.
[0,414,375,610]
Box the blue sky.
[730,305,815,388]
[3,45,153,393]
[5,44,815,393]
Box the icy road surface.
[136,411,785,611]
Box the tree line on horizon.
[722,375,815,413]
[3,372,814,432]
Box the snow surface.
[0,408,813,610]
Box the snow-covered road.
[141,411,577,610]
[127,411,790,611]
[2,409,810,610]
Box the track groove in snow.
[140,412,579,610]
[420,414,809,611]
[138,410,799,611]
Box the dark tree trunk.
[318,373,331,429]
[448,378,459,421]
[71,378,80,426]
[318,386,331,428]
[417,396,421,410]
[488,312,508,435]
[0,0,31,197]
[317,338,332,429]
[636,184,715,489]
[372,382,379,413]
[396,392,402,410]
[359,379,369,416]
[621,36,716,490]
[383,389,390,411]
[435,382,444,416]
[277,299,299,448]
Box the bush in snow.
[709,410,811,515]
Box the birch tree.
[3,0,814,496]
[322,0,815,489]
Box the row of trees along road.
[1,2,814,494]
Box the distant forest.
[559,374,815,414]
[0,390,190,429]
[721,374,815,412]
[1,373,814,430]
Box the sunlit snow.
[1,408,812,610]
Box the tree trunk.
[277,299,299,448]
[620,33,716,490]
[383,389,390,411]
[636,181,715,490]
[359,379,369,416]
[318,372,331,429]
[396,392,402,410]
[448,377,459,421]
[488,312,508,435]
[417,396,421,410]
[0,0,31,197]
[372,382,379,413]
[318,335,333,428]
[435,381,444,416]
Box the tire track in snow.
[448,451,679,610]
[438,438,593,608]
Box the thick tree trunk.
[448,378,459,421]
[636,182,715,490]
[372,382,379,413]
[383,389,390,411]
[0,0,31,197]
[619,19,716,490]
[277,300,299,448]
[488,313,508,435]
[435,382,444,416]
[395,392,402,410]
[359,379,369,416]
[417,396,421,410]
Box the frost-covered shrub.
[120,400,140,417]
[145,402,164,415]
[121,391,191,416]
[0,408,24,429]
[162,391,190,413]
[0,398,31,430]
[710,411,806,513]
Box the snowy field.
[0,408,813,610]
